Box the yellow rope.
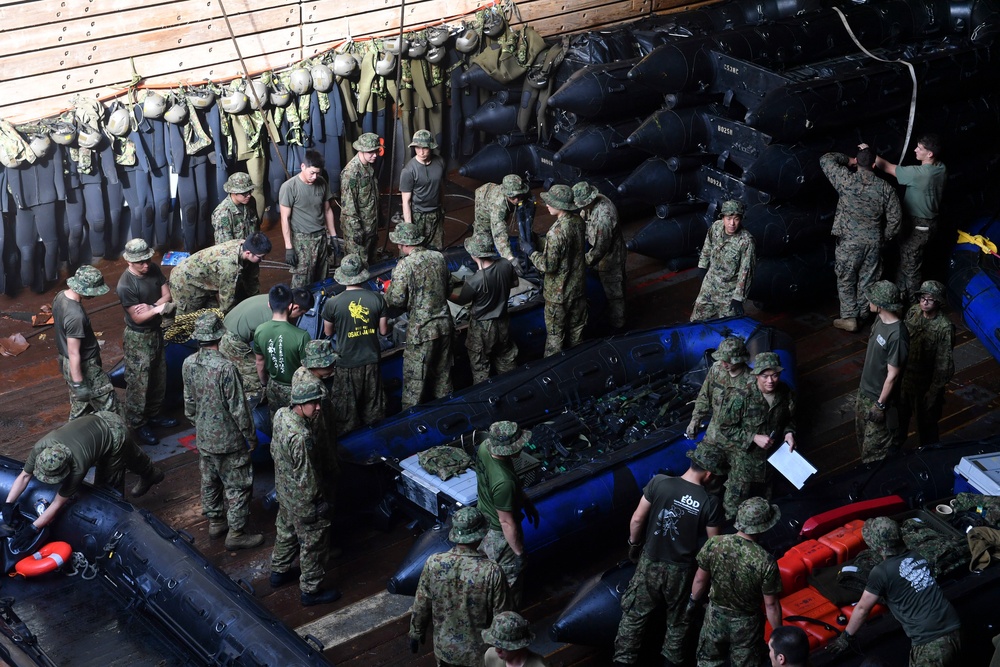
[164,308,225,342]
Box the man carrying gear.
[473,174,530,265]
[169,232,271,317]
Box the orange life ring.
[13,541,73,577]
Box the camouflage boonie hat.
[122,238,155,263]
[918,280,946,304]
[290,375,325,405]
[34,442,73,485]
[67,265,109,297]
[572,181,600,208]
[389,221,425,246]
[720,200,746,216]
[449,506,488,544]
[334,253,371,285]
[734,497,781,535]
[302,339,338,369]
[686,446,728,475]
[464,233,499,259]
[540,184,577,211]
[866,280,903,312]
[353,132,381,153]
[223,172,254,194]
[752,351,784,375]
[408,129,438,150]
[712,336,749,364]
[482,611,535,650]
[95,410,128,445]
[191,312,226,342]
[501,174,529,198]
[487,421,531,457]
[862,517,904,557]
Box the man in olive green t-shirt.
[253,284,312,423]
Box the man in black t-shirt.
[612,448,727,667]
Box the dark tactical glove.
[511,257,525,277]
[285,249,298,268]
[160,301,177,317]
[10,523,40,553]
[730,299,745,316]
[69,381,94,402]
[866,405,886,424]
[827,631,856,655]
[303,500,330,524]
[523,501,540,529]
[0,502,16,522]
[328,236,341,258]
[627,539,643,564]
[682,596,702,624]
[409,637,421,654]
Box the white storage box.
[954,453,1000,495]
[398,453,479,519]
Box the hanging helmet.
[77,122,103,149]
[455,26,480,53]
[269,83,292,107]
[106,106,132,137]
[427,25,451,47]
[426,44,446,64]
[246,79,269,110]
[310,63,334,92]
[187,87,216,109]
[29,134,52,158]
[288,67,312,95]
[49,121,79,146]
[333,53,359,78]
[407,38,428,59]
[220,88,249,114]
[384,36,409,55]
[375,52,397,77]
[163,97,189,124]
[482,9,506,38]
[142,90,167,119]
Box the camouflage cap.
[353,132,381,153]
[501,174,529,198]
[572,181,600,208]
[862,516,904,557]
[223,172,255,194]
[866,280,903,312]
[712,336,749,364]
[449,506,488,544]
[751,351,784,375]
[389,221,425,246]
[720,200,746,216]
[302,339,338,369]
[34,442,73,485]
[408,129,438,150]
[540,184,578,211]
[734,497,781,535]
[191,312,226,342]
[687,446,728,475]
[464,233,500,259]
[482,611,535,650]
[95,410,128,445]
[334,253,371,285]
[122,238,154,263]
[67,265,109,297]
[918,280,946,304]
[487,421,531,457]
[290,375,326,405]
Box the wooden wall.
[0,0,702,124]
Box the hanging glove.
[682,596,703,624]
[730,299,745,316]
[685,419,700,440]
[523,500,540,529]
[285,249,298,268]
[69,381,94,402]
[10,523,40,553]
[628,539,643,564]
[866,405,886,424]
[827,631,856,655]
[328,236,341,258]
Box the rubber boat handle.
[236,577,255,596]
[304,634,326,651]
[176,529,195,544]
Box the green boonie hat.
[389,221,425,246]
[191,312,226,342]
[353,132,381,153]
[122,238,155,263]
[67,265,109,297]
[540,184,578,211]
[408,129,438,150]
[721,200,745,216]
[862,517,905,557]
[487,421,531,457]
[464,233,499,259]
[712,336,749,364]
[482,611,535,650]
[572,181,600,208]
[752,351,784,375]
[34,442,73,485]
[918,280,946,303]
[449,506,488,544]
[291,375,325,405]
[866,280,903,312]
[223,172,255,194]
[95,410,128,444]
[734,497,781,535]
[302,339,338,369]
[501,174,529,198]
[334,253,371,285]
[686,446,728,475]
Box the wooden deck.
[0,176,997,665]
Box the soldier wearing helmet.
[212,172,260,244]
[829,517,961,663]
[280,149,338,289]
[690,199,757,322]
[400,129,446,250]
[472,174,530,266]
[339,133,382,265]
[898,280,954,448]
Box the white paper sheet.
[767,442,818,490]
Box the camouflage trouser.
[199,449,253,531]
[897,217,936,303]
[598,268,626,330]
[267,381,293,426]
[413,208,444,250]
[170,276,216,318]
[342,217,378,266]
[123,328,166,428]
[835,239,882,319]
[330,363,385,435]
[92,437,157,490]
[58,354,121,420]
[897,385,944,449]
[543,298,587,358]
[467,317,518,385]
[271,505,331,594]
[613,557,695,665]
[291,230,329,289]
[401,335,453,410]
[480,527,524,607]
[910,629,960,667]
[696,603,765,667]
[856,391,900,463]
[219,331,262,395]
[720,444,771,520]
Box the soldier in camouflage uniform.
[409,506,511,667]
[118,239,177,447]
[291,341,340,489]
[612,449,726,667]
[181,313,263,550]
[828,517,961,666]
[268,377,342,607]
[280,150,338,289]
[169,232,271,317]
[53,265,121,420]
[691,200,756,322]
[573,181,627,330]
[691,497,784,667]
[685,336,753,450]
[820,146,902,332]
[482,612,549,667]
[211,172,259,244]
[386,222,455,409]
[340,133,381,265]
[529,184,587,357]
[473,174,530,264]
[400,130,446,250]
[897,280,954,448]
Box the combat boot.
[208,520,229,539]
[301,588,342,607]
[269,566,300,588]
[833,317,859,332]
[224,530,264,550]
[131,467,165,497]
